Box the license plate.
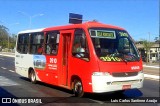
[122,85,131,90]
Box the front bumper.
[92,72,144,93]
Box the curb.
[0,54,15,58]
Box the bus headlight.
[92,72,110,76]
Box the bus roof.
[18,28,45,34]
[18,21,125,34]
[44,21,125,32]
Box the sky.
[0,0,159,41]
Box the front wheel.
[73,79,84,97]
[30,70,37,84]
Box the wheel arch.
[70,75,82,89]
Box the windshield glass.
[89,28,140,62]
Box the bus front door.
[60,31,72,86]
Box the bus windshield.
[89,28,140,62]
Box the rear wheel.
[73,79,84,97]
[30,70,37,84]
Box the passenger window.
[72,29,89,61]
[45,31,60,55]
[30,33,44,54]
[17,34,29,54]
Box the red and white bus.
[15,18,144,97]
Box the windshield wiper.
[121,54,128,64]
[123,53,139,62]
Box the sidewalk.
[0,52,15,55]
[143,62,159,66]
[0,52,15,57]
[143,62,159,69]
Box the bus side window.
[30,33,44,54]
[72,29,89,61]
[45,31,59,55]
[17,34,29,54]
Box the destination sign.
[97,31,115,38]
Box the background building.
[136,42,160,62]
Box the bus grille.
[111,80,139,85]
[112,72,138,77]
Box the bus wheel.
[73,80,84,97]
[30,70,37,84]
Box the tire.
[30,70,37,84]
[73,79,84,97]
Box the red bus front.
[89,28,144,93]
[70,26,144,95]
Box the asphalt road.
[0,55,159,106]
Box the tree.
[9,34,17,49]
[0,25,17,51]
[142,39,154,64]
[0,25,9,49]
